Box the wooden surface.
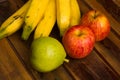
[0,0,120,80]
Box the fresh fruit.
[80,10,110,41]
[62,25,95,59]
[21,0,50,40]
[70,0,81,27]
[0,0,82,41]
[34,0,56,39]
[56,0,71,36]
[0,1,30,39]
[30,37,67,72]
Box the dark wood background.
[0,0,120,80]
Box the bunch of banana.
[56,0,71,36]
[21,0,50,40]
[0,0,81,40]
[70,0,81,27]
[56,0,81,36]
[0,1,31,39]
[34,0,56,39]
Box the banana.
[70,0,81,26]
[21,0,50,40]
[0,1,31,39]
[34,0,56,39]
[56,0,71,36]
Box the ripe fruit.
[56,0,71,36]
[21,0,50,40]
[80,10,110,41]
[30,37,67,72]
[62,25,95,59]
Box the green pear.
[30,37,67,72]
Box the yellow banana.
[34,0,56,39]
[0,1,31,39]
[70,0,81,26]
[21,0,50,40]
[56,0,71,36]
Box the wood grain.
[0,0,120,80]
[0,38,33,80]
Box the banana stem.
[0,34,6,39]
[0,28,7,39]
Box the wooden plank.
[8,0,25,13]
[107,31,120,49]
[0,1,10,24]
[97,0,120,22]
[102,38,120,61]
[95,42,120,75]
[0,38,33,80]
[8,31,41,80]
[64,51,120,80]
[40,66,73,80]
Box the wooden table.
[0,0,120,80]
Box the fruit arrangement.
[0,0,110,72]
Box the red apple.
[62,25,95,59]
[80,10,110,41]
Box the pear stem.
[64,58,69,63]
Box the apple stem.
[64,59,69,63]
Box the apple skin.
[62,25,95,59]
[80,10,110,41]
